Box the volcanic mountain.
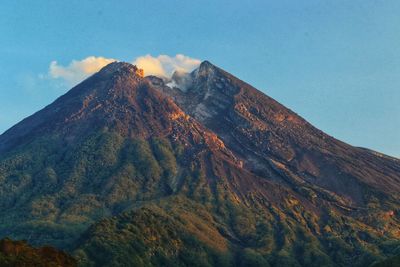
[0,61,399,267]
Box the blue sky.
[0,0,399,157]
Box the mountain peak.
[98,61,144,78]
[198,60,215,72]
[191,60,218,80]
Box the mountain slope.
[151,61,400,202]
[0,61,399,266]
[0,62,289,248]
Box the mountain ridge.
[149,61,400,201]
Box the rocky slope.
[0,61,399,266]
[150,61,400,204]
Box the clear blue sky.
[0,0,399,158]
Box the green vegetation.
[370,254,400,267]
[70,195,400,267]
[74,203,232,267]
[0,238,76,267]
[0,129,399,266]
[0,130,183,247]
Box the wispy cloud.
[49,56,116,85]
[48,54,201,86]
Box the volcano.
[0,61,399,267]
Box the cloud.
[49,56,116,85]
[48,54,201,85]
[132,55,166,77]
[133,54,201,77]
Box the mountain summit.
[0,61,399,266]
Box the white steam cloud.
[48,54,201,86]
[133,54,201,77]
